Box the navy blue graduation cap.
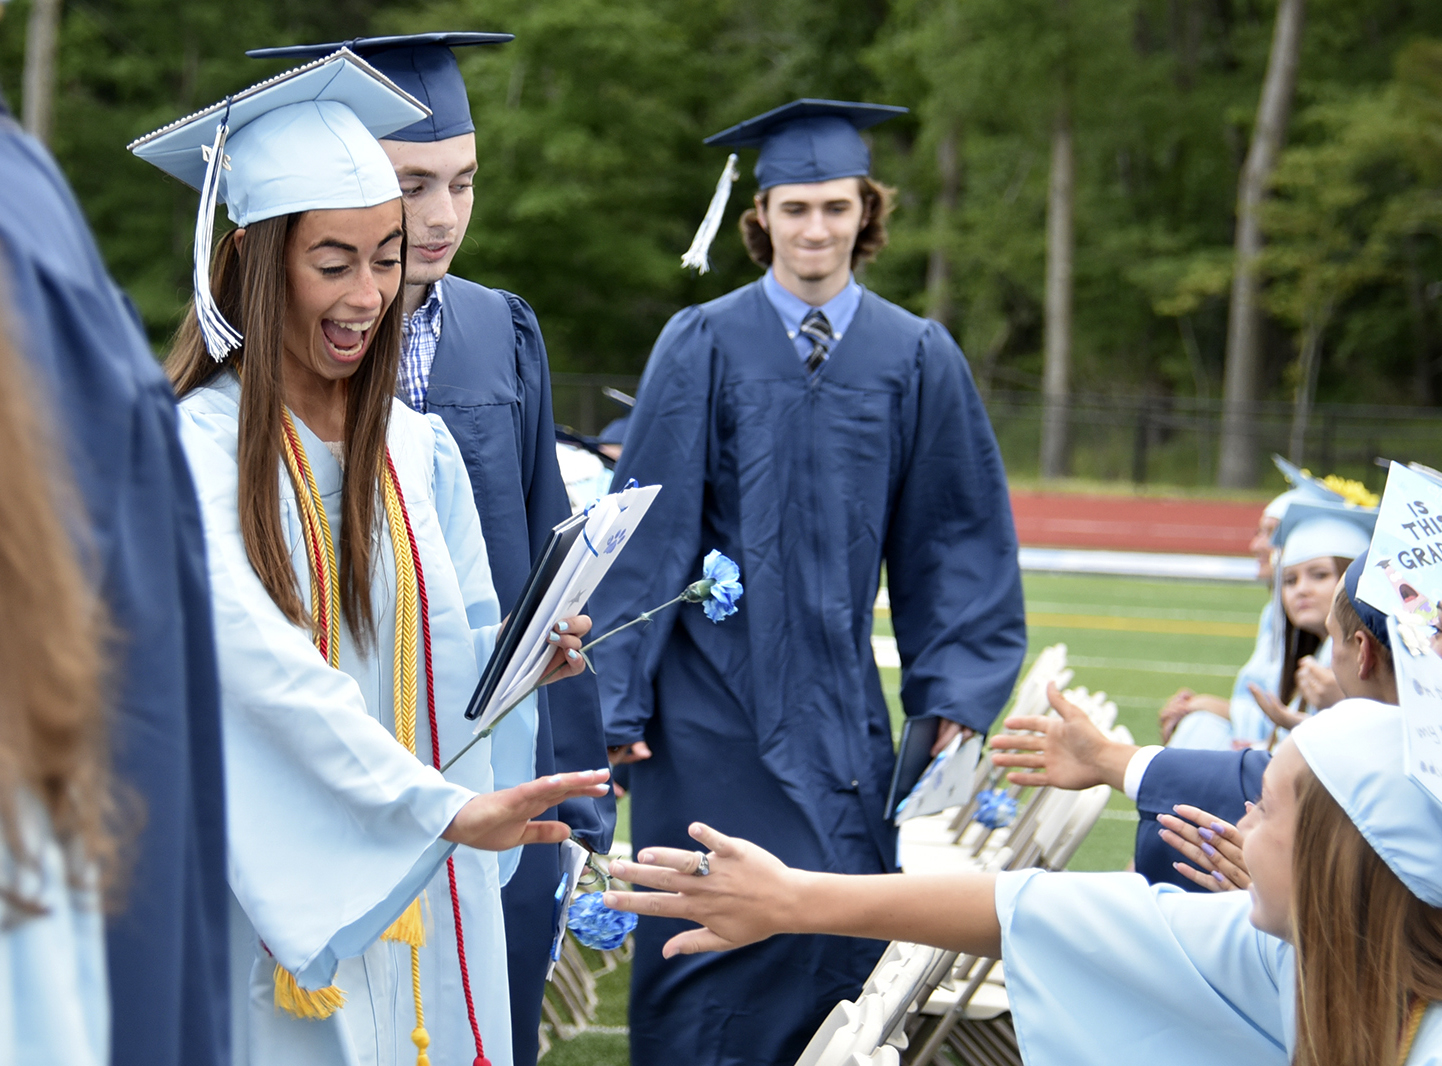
[681,98,907,273]
[246,32,512,142]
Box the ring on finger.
[693,852,711,877]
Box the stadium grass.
[541,571,1266,1059]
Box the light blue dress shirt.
[760,268,863,362]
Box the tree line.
[2,0,1439,486]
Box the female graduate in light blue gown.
[606,697,1442,1066]
[131,51,609,1066]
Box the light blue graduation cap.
[1272,499,1377,569]
[245,33,512,143]
[128,50,428,358]
[1263,454,1347,521]
[680,98,907,274]
[1293,700,1442,906]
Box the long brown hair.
[1280,556,1352,706]
[740,176,896,270]
[0,287,114,918]
[1292,764,1442,1066]
[167,216,406,646]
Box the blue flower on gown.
[698,550,743,622]
[566,891,637,951]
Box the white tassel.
[680,154,739,274]
[194,118,243,360]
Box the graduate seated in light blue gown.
[130,50,610,1066]
[606,696,1442,1066]
[1169,497,1374,753]
[992,554,1400,894]
[0,292,112,1065]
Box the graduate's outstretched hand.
[1249,683,1308,733]
[444,769,612,851]
[540,615,592,685]
[603,823,798,958]
[990,682,1135,792]
[1157,804,1250,892]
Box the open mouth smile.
[320,316,376,361]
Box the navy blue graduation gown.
[0,108,228,1066]
[1134,748,1268,890]
[424,275,614,1066]
[592,280,1026,1066]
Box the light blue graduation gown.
[996,868,1442,1063]
[178,376,536,1066]
[0,799,108,1065]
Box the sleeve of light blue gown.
[428,413,537,885]
[588,308,710,746]
[177,405,476,989]
[885,325,1027,733]
[995,868,1292,1066]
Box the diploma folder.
[465,481,661,735]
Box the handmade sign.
[1389,616,1442,806]
[1358,462,1442,629]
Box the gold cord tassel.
[272,964,347,1020]
[382,896,427,948]
[411,944,431,1066]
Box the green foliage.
[1,0,1440,395]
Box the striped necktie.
[800,309,835,373]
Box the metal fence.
[551,374,1441,491]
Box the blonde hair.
[1292,764,1442,1066]
[0,287,115,918]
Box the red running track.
[1009,491,1264,556]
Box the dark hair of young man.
[739,177,896,270]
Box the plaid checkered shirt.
[399,282,444,412]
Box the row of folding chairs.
[795,644,1129,1066]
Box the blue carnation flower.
[700,550,743,623]
[973,788,1017,830]
[566,890,637,951]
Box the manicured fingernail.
[567,649,579,660]
[1201,842,1217,858]
[602,892,616,906]
[638,851,653,863]
[1245,801,1256,812]
[549,776,563,785]
[1212,870,1226,883]
[558,621,570,632]
[1211,822,1227,834]
[548,632,561,644]
[1198,827,1215,842]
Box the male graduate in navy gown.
[590,100,1027,1066]
[0,72,228,1066]
[243,33,616,1066]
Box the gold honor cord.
[274,417,433,1066]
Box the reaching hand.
[443,769,611,851]
[603,823,800,958]
[607,740,653,765]
[1249,683,1308,732]
[540,615,593,685]
[931,719,972,757]
[1293,656,1344,711]
[989,682,1135,792]
[1157,804,1250,891]
[1158,688,1195,744]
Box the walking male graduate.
[590,100,1027,1065]
[243,33,615,1066]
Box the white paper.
[1389,616,1442,806]
[894,734,983,823]
[1357,462,1442,627]
[547,839,590,980]
[472,482,661,734]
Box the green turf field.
[540,569,1267,1060]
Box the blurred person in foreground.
[246,34,615,1066]
[993,553,1396,893]
[0,283,112,1064]
[0,43,230,1066]
[590,99,1026,1066]
[133,51,608,1066]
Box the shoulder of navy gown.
[0,107,229,1066]
[1133,747,1269,890]
[427,274,612,848]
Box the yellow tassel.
[412,1024,431,1066]
[272,964,347,1020]
[382,896,427,948]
